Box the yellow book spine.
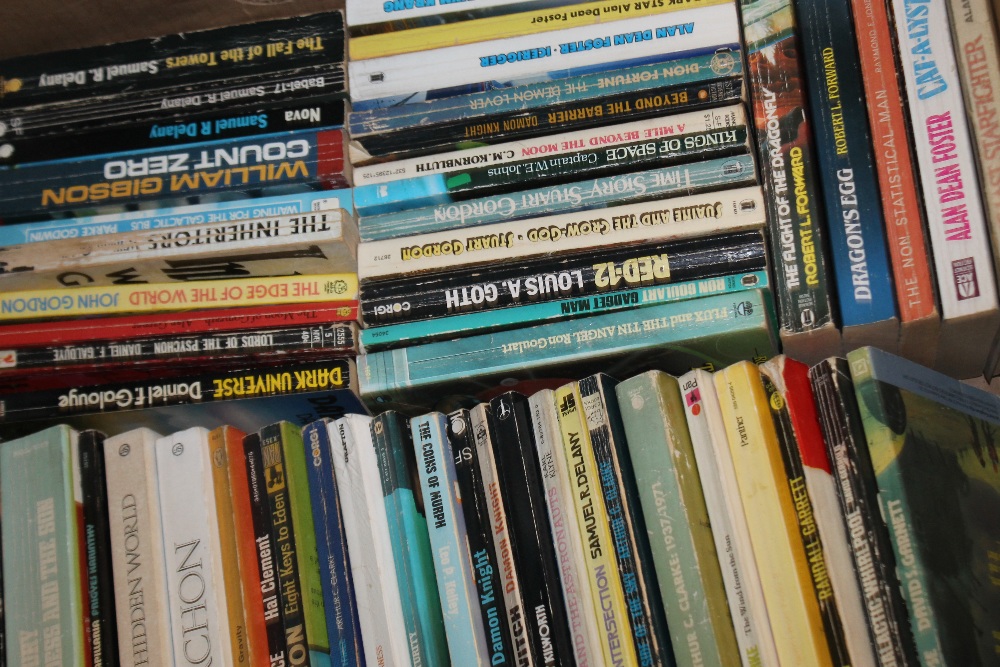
[349,0,730,60]
[0,273,358,321]
[209,426,251,666]
[553,381,638,667]
[713,362,833,667]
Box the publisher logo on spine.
[953,257,980,301]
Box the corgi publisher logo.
[953,257,980,301]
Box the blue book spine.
[796,0,897,331]
[358,155,755,242]
[0,128,346,219]
[411,413,493,665]
[0,188,352,246]
[361,270,770,353]
[348,47,742,135]
[302,420,366,667]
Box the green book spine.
[269,421,332,667]
[1,424,86,667]
[615,371,742,667]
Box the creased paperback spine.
[358,185,765,281]
[348,2,740,104]
[358,155,756,242]
[348,50,742,137]
[890,0,1000,378]
[0,273,358,322]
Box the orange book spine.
[850,0,940,357]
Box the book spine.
[0,11,344,107]
[412,412,493,665]
[156,427,230,666]
[0,357,355,422]
[358,289,776,411]
[713,363,833,666]
[808,359,918,666]
[352,75,744,163]
[260,426,315,667]
[3,98,347,166]
[346,0,530,28]
[489,392,575,667]
[470,403,537,667]
[358,154,755,242]
[0,426,86,666]
[2,322,358,370]
[103,428,174,666]
[359,227,767,323]
[850,0,938,352]
[361,269,770,353]
[0,188,351,247]
[78,431,120,667]
[301,420,364,667]
[353,102,744,185]
[890,0,1000,371]
[71,433,95,667]
[0,302,358,349]
[614,372,740,667]
[578,375,673,666]
[329,416,404,667]
[0,210,357,290]
[552,383,638,667]
[208,427,251,665]
[0,273,358,322]
[349,49,740,136]
[348,3,739,103]
[795,0,899,346]
[448,409,516,666]
[358,183,763,280]
[740,0,839,362]
[228,432,278,667]
[678,369,780,667]
[274,421,332,667]
[0,128,348,220]
[527,390,602,667]
[350,0,727,59]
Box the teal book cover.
[849,346,1000,665]
[1,424,86,666]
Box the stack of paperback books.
[3,345,998,667]
[0,12,366,422]
[344,0,782,410]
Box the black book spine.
[488,392,574,667]
[79,429,119,667]
[6,323,357,371]
[355,76,744,162]
[2,98,346,166]
[578,374,673,666]
[0,11,345,109]
[808,359,920,666]
[243,432,289,666]
[260,424,312,667]
[447,409,514,666]
[360,230,767,325]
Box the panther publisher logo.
[952,257,980,301]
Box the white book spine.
[348,3,739,102]
[678,369,780,667]
[359,184,764,280]
[891,0,998,321]
[469,403,537,667]
[103,428,174,667]
[527,390,602,667]
[353,105,744,185]
[335,414,411,667]
[154,427,231,667]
